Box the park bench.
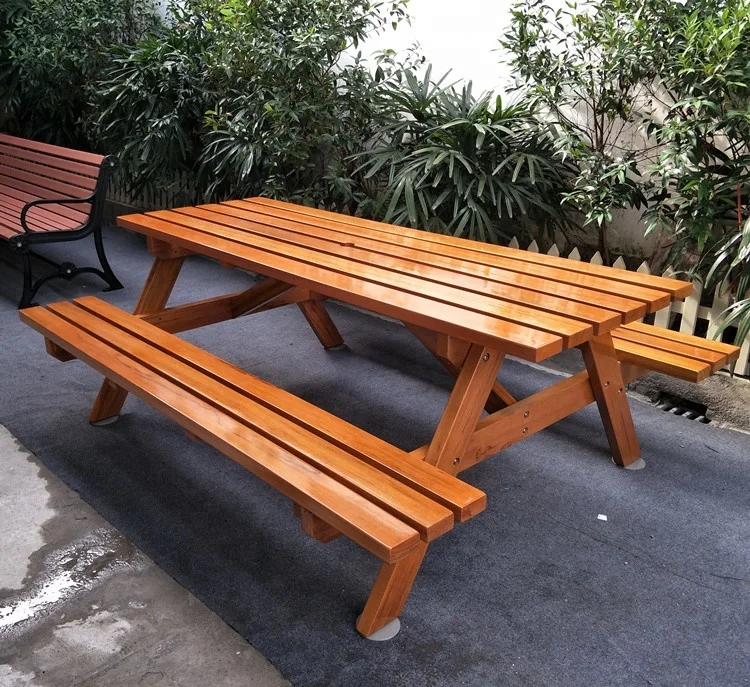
[0,134,122,308]
[20,295,487,639]
[612,321,740,383]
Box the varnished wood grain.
[357,542,428,637]
[424,344,505,474]
[78,296,486,523]
[581,333,641,467]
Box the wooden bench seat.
[0,134,122,308]
[20,295,486,639]
[613,322,741,383]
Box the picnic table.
[21,197,740,639]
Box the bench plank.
[222,200,649,322]
[183,205,623,335]
[48,298,455,542]
[150,208,594,347]
[21,303,426,564]
[117,212,564,361]
[79,296,486,522]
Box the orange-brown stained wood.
[44,338,75,361]
[247,197,694,299]
[297,299,344,348]
[89,254,185,423]
[76,296,486,522]
[356,541,428,637]
[20,304,423,564]
[458,370,597,469]
[187,204,624,334]
[580,333,641,467]
[619,322,741,363]
[297,506,342,543]
[611,327,726,370]
[49,299,455,542]
[220,200,648,322]
[116,212,563,361]
[404,323,515,414]
[424,344,505,474]
[150,208,594,347]
[612,338,710,382]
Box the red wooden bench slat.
[0,166,94,200]
[0,154,98,193]
[0,142,101,178]
[0,181,91,225]
[0,133,104,166]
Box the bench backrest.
[0,134,116,232]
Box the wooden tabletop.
[117,198,693,362]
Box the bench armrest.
[20,194,95,233]
[19,154,118,234]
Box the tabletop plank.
[177,205,621,336]
[208,203,636,330]
[117,212,564,361]
[222,200,648,322]
[239,200,675,311]
[249,198,693,300]
[147,208,594,347]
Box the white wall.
[365,0,515,95]
[365,0,655,260]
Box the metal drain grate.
[656,398,710,423]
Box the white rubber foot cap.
[614,456,646,470]
[357,616,400,641]
[326,344,347,351]
[90,415,120,427]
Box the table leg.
[404,323,515,413]
[423,344,504,474]
[580,333,642,468]
[298,298,344,349]
[89,255,185,423]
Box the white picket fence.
[509,237,750,378]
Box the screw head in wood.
[452,457,461,465]
[482,353,490,362]
[524,410,530,418]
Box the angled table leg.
[580,333,643,468]
[423,344,505,475]
[404,323,515,413]
[89,251,186,423]
[298,297,344,349]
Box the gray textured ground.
[1,226,749,686]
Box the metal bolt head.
[604,381,610,388]
[452,457,461,466]
[482,353,490,362]
[523,410,530,418]
[522,427,528,434]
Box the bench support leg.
[298,298,344,349]
[357,542,428,639]
[90,256,184,423]
[423,344,505,474]
[580,333,642,468]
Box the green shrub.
[90,0,408,208]
[0,0,161,148]
[356,67,577,244]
